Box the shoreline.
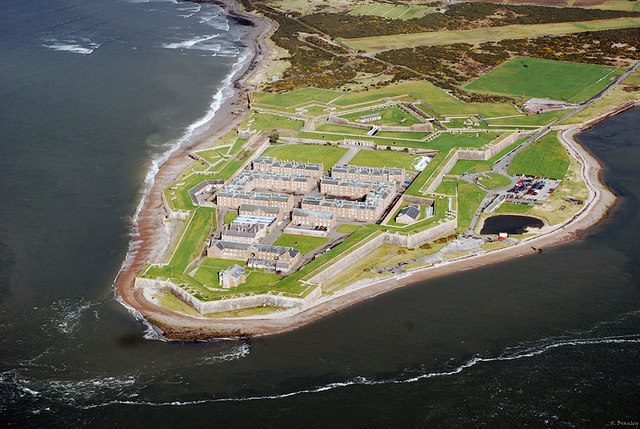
[138,118,619,341]
[114,1,626,340]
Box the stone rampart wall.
[135,277,321,314]
[308,233,387,284]
[425,150,460,194]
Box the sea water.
[1,0,640,425]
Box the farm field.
[465,57,623,103]
[261,144,348,170]
[508,132,570,179]
[348,149,421,170]
[343,16,640,51]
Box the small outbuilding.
[218,264,246,289]
[396,204,421,224]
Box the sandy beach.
[115,0,626,340]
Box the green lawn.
[262,144,348,170]
[349,149,419,170]
[229,138,248,155]
[425,132,501,151]
[375,130,429,140]
[508,132,570,179]
[478,173,512,190]
[340,106,422,126]
[465,56,622,103]
[435,180,458,196]
[248,112,304,133]
[337,224,362,234]
[314,123,370,136]
[252,87,341,107]
[169,208,215,271]
[457,182,486,231]
[224,212,238,224]
[494,202,533,214]
[273,234,329,255]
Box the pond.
[480,214,544,235]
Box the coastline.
[114,1,626,340]
[138,118,619,340]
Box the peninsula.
[115,0,640,339]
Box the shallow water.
[1,0,640,425]
[481,214,544,234]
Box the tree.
[269,133,279,144]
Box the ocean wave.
[114,46,253,327]
[72,332,640,409]
[42,37,100,55]
[162,33,220,51]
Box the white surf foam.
[48,299,99,335]
[162,33,220,50]
[75,333,640,409]
[42,37,100,55]
[199,344,250,364]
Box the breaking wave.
[48,299,100,336]
[162,33,220,51]
[66,332,640,409]
[42,37,101,55]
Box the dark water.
[2,1,640,426]
[481,214,544,234]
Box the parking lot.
[502,175,562,203]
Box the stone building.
[252,157,324,178]
[239,203,282,221]
[218,264,246,288]
[396,204,421,224]
[230,170,316,194]
[207,241,301,272]
[331,164,405,183]
[291,208,336,230]
[221,224,267,244]
[356,113,382,123]
[216,190,294,212]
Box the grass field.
[350,3,430,20]
[252,87,341,107]
[343,17,640,51]
[508,132,570,179]
[478,173,512,190]
[457,182,486,231]
[465,57,623,103]
[349,149,420,170]
[248,112,304,133]
[425,132,502,152]
[314,123,370,136]
[262,144,348,170]
[340,106,422,126]
[223,212,238,224]
[337,224,362,234]
[273,234,329,255]
[435,180,458,196]
[169,208,215,271]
